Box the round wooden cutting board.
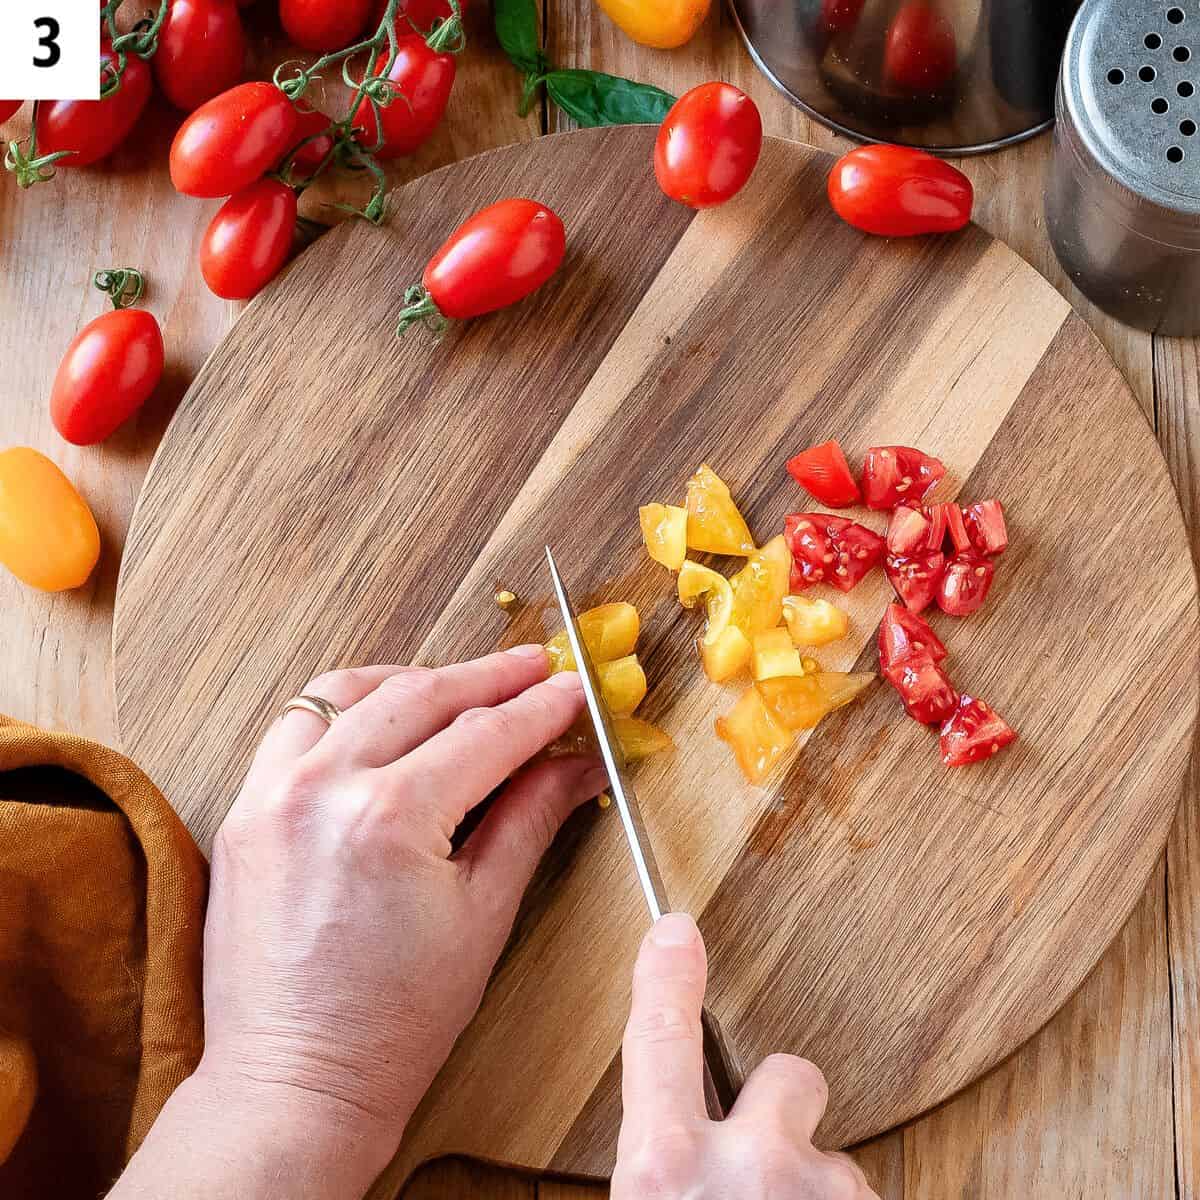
[113,127,1199,1189]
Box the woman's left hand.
[195,646,604,1182]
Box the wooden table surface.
[0,2,1196,1198]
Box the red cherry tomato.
[403,198,566,327]
[940,695,1016,767]
[171,82,299,198]
[784,512,885,592]
[655,82,762,209]
[937,552,994,617]
[0,100,23,123]
[353,33,456,158]
[786,438,860,507]
[286,107,337,176]
[37,50,151,167]
[822,0,864,33]
[885,550,945,614]
[884,659,958,725]
[154,0,246,112]
[829,144,973,238]
[200,178,298,300]
[884,1,956,93]
[50,309,164,445]
[280,0,373,50]
[963,499,1008,556]
[877,602,946,672]
[860,444,946,509]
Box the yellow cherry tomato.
[0,447,100,591]
[595,0,711,49]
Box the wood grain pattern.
[403,1158,536,1199]
[1155,334,1200,1200]
[111,128,1198,1192]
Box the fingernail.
[580,766,610,797]
[507,643,547,659]
[548,670,584,691]
[651,912,699,947]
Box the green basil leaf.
[493,0,543,75]
[544,69,676,127]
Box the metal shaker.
[728,0,1080,154]
[1046,0,1200,335]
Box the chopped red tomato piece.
[877,602,946,670]
[942,501,970,553]
[786,439,861,508]
[939,694,1016,766]
[963,499,1008,556]
[923,501,947,550]
[784,512,885,592]
[884,550,944,614]
[861,446,945,510]
[937,552,994,616]
[885,504,929,554]
[883,659,957,725]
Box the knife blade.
[544,546,741,1119]
[544,546,670,922]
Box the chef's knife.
[544,546,740,1120]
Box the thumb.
[460,754,605,907]
[620,913,709,1128]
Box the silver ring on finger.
[282,694,343,727]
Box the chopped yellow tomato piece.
[546,601,640,671]
[716,686,795,785]
[751,628,806,681]
[756,671,874,732]
[551,713,673,762]
[700,624,752,683]
[677,560,734,645]
[801,655,820,674]
[730,535,791,635]
[782,594,850,647]
[597,654,648,715]
[579,601,640,661]
[685,464,755,557]
[640,503,688,571]
[613,715,674,761]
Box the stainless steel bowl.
[729,0,1081,154]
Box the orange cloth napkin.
[0,715,207,1197]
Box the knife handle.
[700,1007,741,1120]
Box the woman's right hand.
[612,912,880,1200]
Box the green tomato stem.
[395,286,449,337]
[93,267,146,309]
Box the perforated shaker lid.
[1063,0,1200,227]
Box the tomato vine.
[273,0,464,224]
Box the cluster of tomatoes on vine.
[3,0,468,301]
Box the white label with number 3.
[1,1,101,100]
